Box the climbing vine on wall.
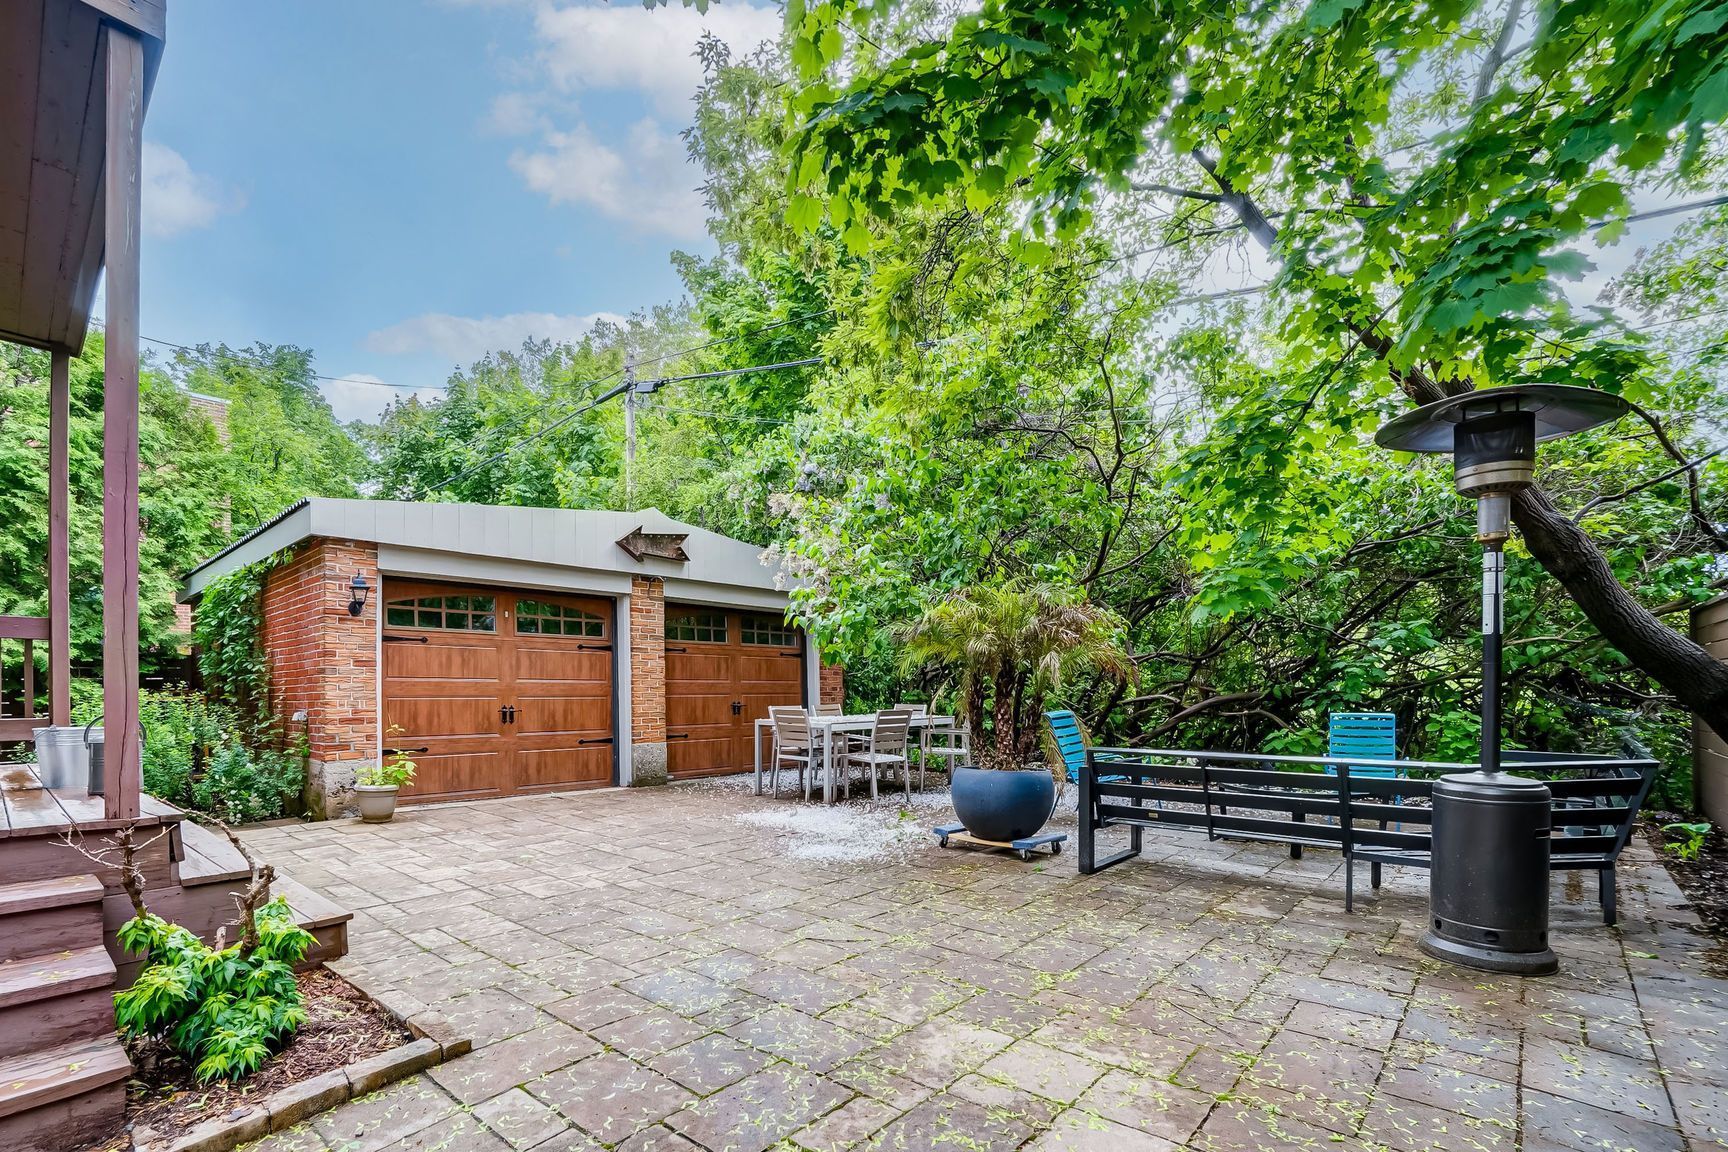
[192,552,287,728]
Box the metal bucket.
[31,725,97,792]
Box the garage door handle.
[578,643,613,651]
[384,635,428,644]
[579,736,613,745]
[667,732,689,741]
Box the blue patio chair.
[1327,712,1399,777]
[1046,709,1090,784]
[1045,710,1132,788]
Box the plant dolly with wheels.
[933,822,1067,861]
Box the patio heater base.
[1421,771,1558,977]
[1419,928,1557,975]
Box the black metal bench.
[1077,747,1658,925]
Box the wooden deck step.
[275,875,353,966]
[0,874,103,916]
[275,875,348,930]
[0,1037,129,1151]
[0,1036,130,1120]
[0,875,104,964]
[175,819,251,886]
[0,945,114,1010]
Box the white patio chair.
[842,708,915,801]
[920,717,972,790]
[815,703,843,716]
[768,706,818,799]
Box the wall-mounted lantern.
[347,574,371,617]
[1376,384,1630,976]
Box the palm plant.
[898,582,1132,770]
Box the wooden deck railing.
[0,615,49,742]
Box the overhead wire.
[416,309,838,496]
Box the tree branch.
[1471,0,1528,112]
[1128,180,1225,203]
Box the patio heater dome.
[1377,383,1630,503]
[1374,383,1629,977]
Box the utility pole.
[623,360,636,511]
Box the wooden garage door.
[665,606,805,779]
[382,580,614,804]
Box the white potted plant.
[355,726,417,823]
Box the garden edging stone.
[132,1031,467,1152]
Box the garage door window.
[517,600,606,637]
[666,612,727,643]
[385,594,497,631]
[741,615,798,646]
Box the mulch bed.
[1645,814,1728,973]
[85,967,411,1150]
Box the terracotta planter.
[355,784,400,823]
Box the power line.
[85,318,448,394]
[423,378,633,496]
[417,309,839,496]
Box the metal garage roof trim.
[180,499,797,603]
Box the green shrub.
[67,687,305,823]
[193,739,303,824]
[114,897,313,1081]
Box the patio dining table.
[752,712,953,804]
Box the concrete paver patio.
[239,782,1728,1152]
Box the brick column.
[260,538,379,818]
[819,662,845,710]
[629,576,668,786]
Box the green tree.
[0,337,232,666]
[169,342,365,531]
[780,0,1728,741]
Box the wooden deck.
[0,765,351,971]
[0,764,181,839]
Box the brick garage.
[184,499,841,816]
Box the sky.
[133,2,1709,426]
[136,0,783,422]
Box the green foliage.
[193,559,281,725]
[0,338,230,664]
[1662,821,1712,862]
[898,582,1132,769]
[357,728,417,789]
[98,690,306,824]
[114,898,312,1082]
[168,343,364,533]
[192,739,305,825]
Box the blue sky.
[136,0,783,421]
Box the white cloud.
[509,118,706,237]
[142,143,243,238]
[488,1,780,237]
[364,309,626,362]
[486,91,547,136]
[532,2,781,119]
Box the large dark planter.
[951,765,1055,842]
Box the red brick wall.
[630,576,665,743]
[819,661,845,709]
[260,539,378,764]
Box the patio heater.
[1375,384,1629,975]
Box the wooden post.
[102,25,144,820]
[49,349,71,727]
